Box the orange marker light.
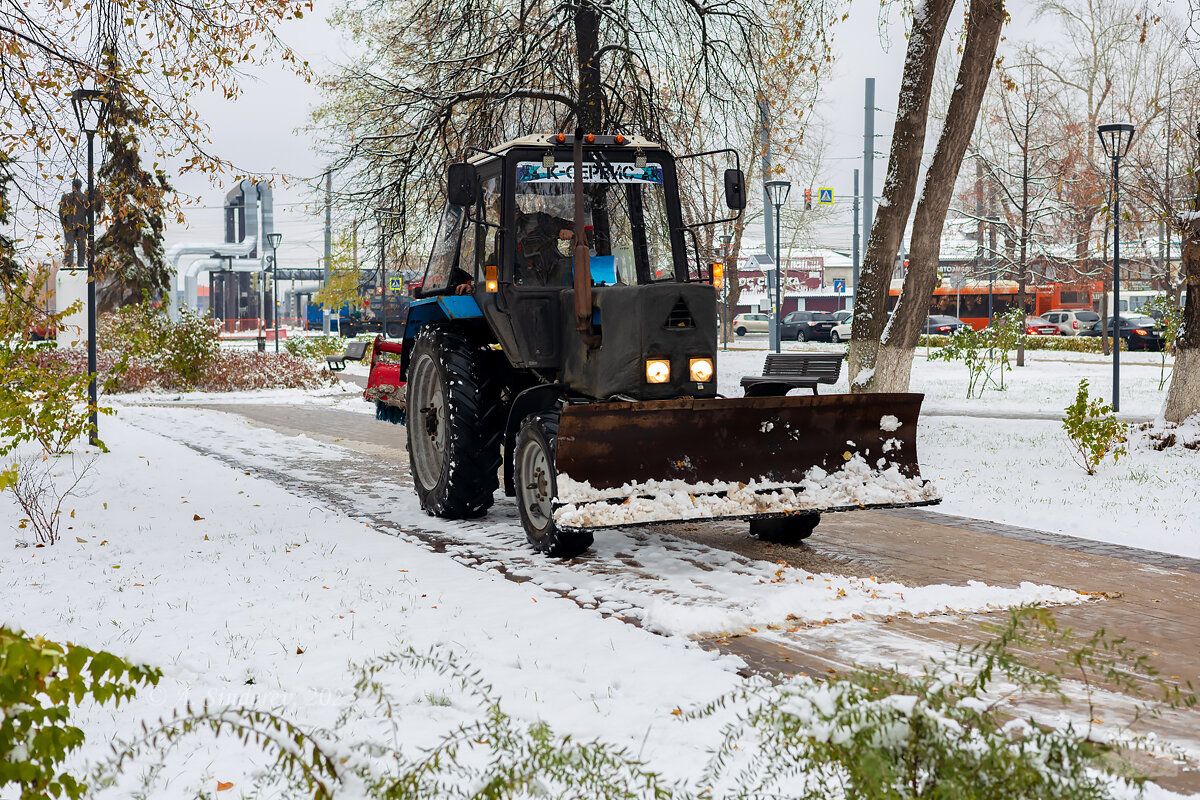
[614,134,626,144]
[485,265,498,293]
[556,133,566,143]
[585,133,595,143]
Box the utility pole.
[761,96,778,352]
[379,211,389,338]
[862,79,875,262]
[852,168,860,310]
[323,169,332,333]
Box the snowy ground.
[2,338,1197,797]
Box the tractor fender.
[503,383,566,496]
[395,295,485,382]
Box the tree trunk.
[1164,217,1200,422]
[575,1,603,133]
[847,0,956,390]
[863,0,1005,392]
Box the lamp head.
[71,88,111,134]
[1096,122,1135,160]
[764,179,792,208]
[267,232,283,251]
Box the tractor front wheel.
[405,326,502,518]
[515,412,593,558]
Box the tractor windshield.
[513,157,674,286]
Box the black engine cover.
[559,283,719,401]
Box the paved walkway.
[156,397,1200,790]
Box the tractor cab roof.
[467,134,663,165]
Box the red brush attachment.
[365,335,406,407]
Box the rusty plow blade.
[553,393,940,532]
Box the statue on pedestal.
[58,177,99,268]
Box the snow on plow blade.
[553,393,940,531]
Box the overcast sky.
[160,0,1177,282]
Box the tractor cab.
[416,134,744,400]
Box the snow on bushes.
[38,346,336,394]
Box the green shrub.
[0,626,160,799]
[1,267,104,490]
[1062,379,1128,475]
[97,304,220,388]
[284,334,352,360]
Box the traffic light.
[712,262,724,289]
[804,188,812,210]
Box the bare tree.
[1166,125,1200,422]
[312,0,837,265]
[846,0,959,388]
[856,0,1006,393]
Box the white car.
[1042,309,1101,336]
[830,321,853,343]
[732,312,769,335]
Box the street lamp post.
[764,180,791,354]
[1097,122,1136,413]
[71,88,110,447]
[267,232,283,352]
[719,233,732,352]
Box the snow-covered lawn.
[1,409,1104,798]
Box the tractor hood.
[559,282,719,401]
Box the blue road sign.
[818,188,834,205]
[833,278,846,292]
[389,277,403,291]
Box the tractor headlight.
[689,357,714,383]
[645,358,671,384]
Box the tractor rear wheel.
[405,326,502,518]
[515,412,593,558]
[749,513,820,544]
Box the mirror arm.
[674,147,743,173]
[680,208,745,231]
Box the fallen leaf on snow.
[193,514,204,521]
[296,647,305,655]
[75,536,88,543]
[217,781,234,791]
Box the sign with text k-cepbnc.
[818,188,834,205]
[389,277,403,291]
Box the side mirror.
[447,163,480,207]
[724,168,746,210]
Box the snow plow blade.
[553,393,940,532]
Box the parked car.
[732,312,769,336]
[1024,315,1061,336]
[1041,308,1101,336]
[779,310,837,342]
[923,315,966,335]
[1107,315,1166,351]
[1077,318,1102,337]
[830,310,853,324]
[830,321,853,343]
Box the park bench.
[326,340,370,372]
[740,352,846,396]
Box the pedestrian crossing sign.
[818,187,834,205]
[389,277,403,291]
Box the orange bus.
[887,280,1099,330]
